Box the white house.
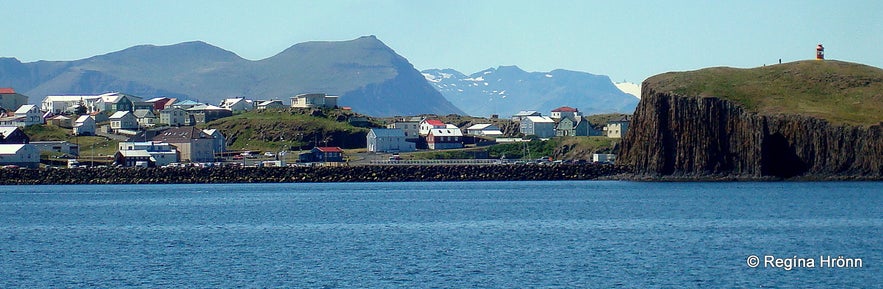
[72,115,95,135]
[465,124,504,137]
[41,92,143,115]
[419,119,447,136]
[290,93,339,108]
[550,106,580,119]
[219,97,254,113]
[0,104,42,127]
[14,105,42,126]
[109,111,138,132]
[606,116,630,139]
[133,109,157,127]
[520,116,556,138]
[0,144,39,168]
[72,115,96,136]
[118,141,178,167]
[41,95,94,114]
[159,107,187,126]
[367,128,415,153]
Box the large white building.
[0,144,39,168]
[117,141,179,167]
[290,93,338,109]
[466,124,504,137]
[219,97,255,113]
[520,116,556,138]
[367,128,415,153]
[41,92,142,114]
[550,106,580,119]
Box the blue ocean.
[0,181,880,287]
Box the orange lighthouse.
[816,44,825,60]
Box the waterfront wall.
[0,164,629,185]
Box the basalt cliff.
[619,60,883,179]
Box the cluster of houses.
[513,106,629,138]
[365,106,630,154]
[0,88,238,168]
[0,87,353,168]
[367,117,473,153]
[2,84,633,167]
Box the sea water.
[0,181,880,287]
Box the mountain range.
[2,36,639,118]
[422,66,639,117]
[0,36,463,117]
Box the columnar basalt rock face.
[619,87,883,178]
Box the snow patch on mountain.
[614,82,641,99]
[422,66,639,117]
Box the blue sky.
[4,1,882,83]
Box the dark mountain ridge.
[0,36,463,116]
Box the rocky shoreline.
[0,164,630,185]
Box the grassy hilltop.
[645,60,883,126]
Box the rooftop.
[429,128,464,137]
[552,106,579,112]
[466,123,497,130]
[109,111,131,119]
[524,116,555,123]
[315,147,344,153]
[370,128,406,137]
[424,119,445,126]
[14,105,36,114]
[0,144,28,154]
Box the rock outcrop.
[619,86,883,178]
[0,164,630,185]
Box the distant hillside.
[646,60,883,126]
[0,36,464,117]
[422,66,639,117]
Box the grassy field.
[23,125,119,157]
[206,108,372,152]
[646,60,883,126]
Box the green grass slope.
[645,60,883,125]
[206,108,373,152]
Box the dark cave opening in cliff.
[761,133,809,178]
